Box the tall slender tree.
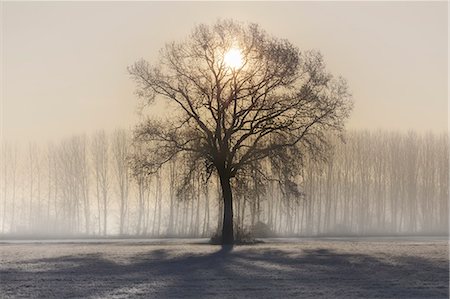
[112,129,130,235]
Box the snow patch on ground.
[0,238,448,298]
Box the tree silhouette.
[129,20,353,244]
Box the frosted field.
[0,238,448,298]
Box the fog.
[1,2,448,240]
[1,130,447,238]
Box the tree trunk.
[219,174,234,245]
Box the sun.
[224,47,243,70]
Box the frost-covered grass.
[0,238,448,298]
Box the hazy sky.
[2,1,448,142]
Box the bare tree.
[129,20,352,244]
[77,135,91,234]
[2,142,9,233]
[28,142,35,230]
[131,141,150,235]
[10,144,18,233]
[92,132,110,235]
[46,143,53,232]
[167,159,177,235]
[112,129,130,235]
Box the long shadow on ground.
[1,244,448,298]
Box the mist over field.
[1,130,448,239]
[2,2,447,242]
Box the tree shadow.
[1,245,447,298]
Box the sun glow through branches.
[223,47,243,69]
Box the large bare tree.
[129,20,353,244]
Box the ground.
[0,238,448,298]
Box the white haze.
[1,1,448,239]
[0,130,447,238]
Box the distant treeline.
[282,131,448,236]
[0,130,447,237]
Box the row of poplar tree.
[0,130,448,236]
